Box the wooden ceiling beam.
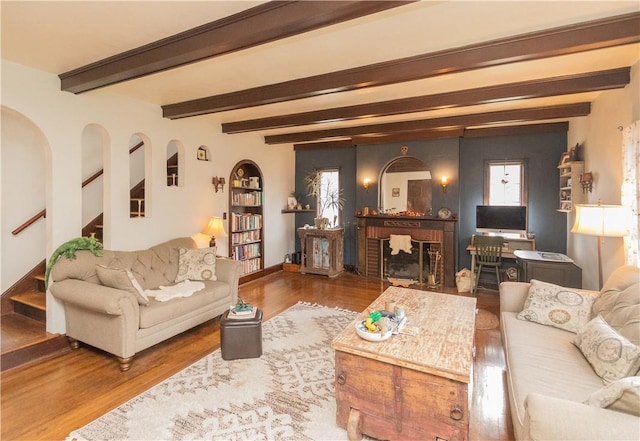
[463,122,569,138]
[222,68,629,133]
[59,1,413,94]
[264,103,591,144]
[290,123,569,150]
[164,12,639,119]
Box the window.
[484,160,527,206]
[317,169,342,227]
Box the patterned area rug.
[67,302,357,441]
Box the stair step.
[11,291,46,322]
[1,313,69,371]
[130,197,144,202]
[130,212,146,217]
[33,274,46,292]
[95,224,103,229]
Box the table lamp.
[571,200,630,289]
[201,217,227,248]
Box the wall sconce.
[212,176,225,193]
[580,172,593,193]
[363,177,371,192]
[440,176,449,193]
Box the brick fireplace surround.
[356,216,457,288]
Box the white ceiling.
[2,1,639,143]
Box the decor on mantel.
[201,216,227,248]
[571,200,630,289]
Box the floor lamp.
[571,201,630,289]
[201,217,227,248]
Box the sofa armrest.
[215,258,243,304]
[499,281,531,314]
[524,393,640,441]
[50,279,139,316]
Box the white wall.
[1,60,295,333]
[567,61,640,289]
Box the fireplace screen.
[382,240,443,287]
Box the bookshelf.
[229,160,264,276]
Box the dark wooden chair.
[472,235,504,294]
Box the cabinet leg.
[347,408,362,441]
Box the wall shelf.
[281,209,314,213]
[557,161,584,213]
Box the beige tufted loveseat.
[50,237,242,371]
[500,265,640,440]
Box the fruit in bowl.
[355,312,393,342]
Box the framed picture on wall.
[392,187,400,197]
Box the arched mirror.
[379,156,432,215]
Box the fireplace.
[382,240,443,286]
[356,216,456,288]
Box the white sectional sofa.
[499,265,640,440]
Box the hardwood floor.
[0,271,514,441]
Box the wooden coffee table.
[331,287,476,441]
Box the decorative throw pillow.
[584,376,640,416]
[517,279,598,333]
[95,264,149,306]
[574,315,640,384]
[175,247,217,282]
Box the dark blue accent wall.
[294,148,358,266]
[458,132,567,270]
[295,130,567,271]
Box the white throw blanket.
[145,280,205,302]
[389,234,412,255]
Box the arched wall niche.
[166,139,184,187]
[1,106,50,292]
[129,133,152,218]
[81,124,109,241]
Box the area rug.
[476,309,500,330]
[67,302,358,441]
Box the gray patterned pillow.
[574,315,640,384]
[517,279,598,333]
[175,247,217,282]
[584,376,640,416]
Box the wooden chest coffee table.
[331,287,476,441]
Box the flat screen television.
[476,205,527,235]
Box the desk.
[467,236,535,269]
[514,250,582,288]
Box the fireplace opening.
[382,240,443,286]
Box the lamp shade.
[571,204,630,237]
[201,217,227,238]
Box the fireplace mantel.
[356,215,457,288]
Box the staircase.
[0,262,69,371]
[1,148,179,370]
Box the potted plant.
[303,169,345,228]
